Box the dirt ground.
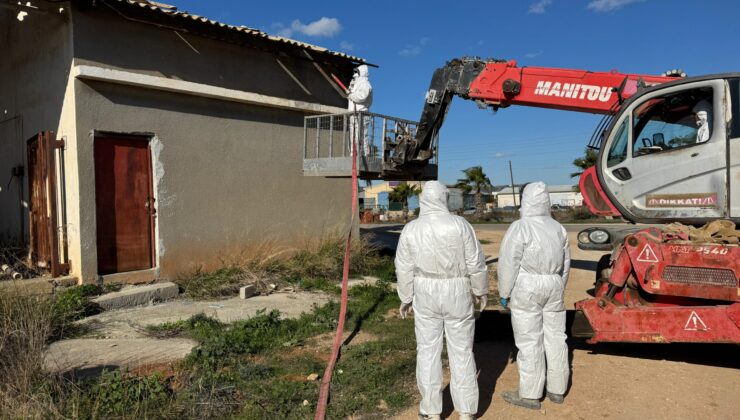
[475,229,603,308]
[395,229,739,419]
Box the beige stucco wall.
[0,9,73,244]
[2,4,357,282]
[73,81,352,281]
[66,6,354,282]
[70,4,349,109]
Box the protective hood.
[355,64,369,78]
[419,181,450,216]
[519,181,551,218]
[693,99,711,116]
[696,111,708,123]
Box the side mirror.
[652,133,665,146]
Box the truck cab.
[582,75,740,225]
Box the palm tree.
[455,166,492,219]
[571,147,599,178]
[389,183,420,223]
[571,148,599,192]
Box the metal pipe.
[303,117,308,158]
[315,117,320,158]
[381,118,387,165]
[509,160,517,207]
[329,115,334,158]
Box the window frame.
[606,117,630,167]
[629,86,715,159]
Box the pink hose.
[315,85,356,419]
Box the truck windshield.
[632,87,713,157]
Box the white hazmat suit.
[693,100,712,143]
[395,181,488,417]
[347,65,373,111]
[498,182,571,400]
[347,65,373,156]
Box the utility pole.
[508,160,517,207]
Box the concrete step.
[93,282,179,311]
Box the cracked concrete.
[45,290,333,375]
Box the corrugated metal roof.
[109,0,368,64]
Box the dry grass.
[0,292,59,417]
[176,232,389,299]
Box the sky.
[171,0,740,186]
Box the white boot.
[418,415,441,420]
[459,414,477,420]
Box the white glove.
[399,302,412,319]
[475,295,488,312]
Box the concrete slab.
[0,277,54,296]
[44,290,334,375]
[100,268,158,285]
[45,338,196,376]
[85,291,332,330]
[239,284,258,299]
[92,282,179,311]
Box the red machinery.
[390,57,740,344]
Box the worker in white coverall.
[395,181,489,420]
[693,100,712,143]
[497,182,571,410]
[347,65,373,156]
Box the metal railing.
[303,111,438,179]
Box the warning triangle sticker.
[636,244,659,262]
[684,311,709,331]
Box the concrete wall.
[73,81,352,281]
[71,4,348,109]
[0,9,73,244]
[68,8,354,281]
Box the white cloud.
[528,0,552,14]
[399,37,429,57]
[587,0,646,12]
[525,50,544,58]
[339,41,354,51]
[273,17,342,38]
[494,152,512,158]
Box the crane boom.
[394,57,678,168]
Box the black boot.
[502,390,541,410]
[546,391,564,404]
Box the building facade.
[1,0,363,283]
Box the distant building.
[361,181,423,211]
[493,185,583,208]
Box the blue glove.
[500,297,508,308]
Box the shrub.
[77,370,172,417]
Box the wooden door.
[27,131,68,277]
[94,134,155,275]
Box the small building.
[493,185,583,208]
[361,181,422,211]
[1,1,365,283]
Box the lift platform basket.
[303,112,438,180]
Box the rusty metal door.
[27,131,68,277]
[94,134,155,275]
